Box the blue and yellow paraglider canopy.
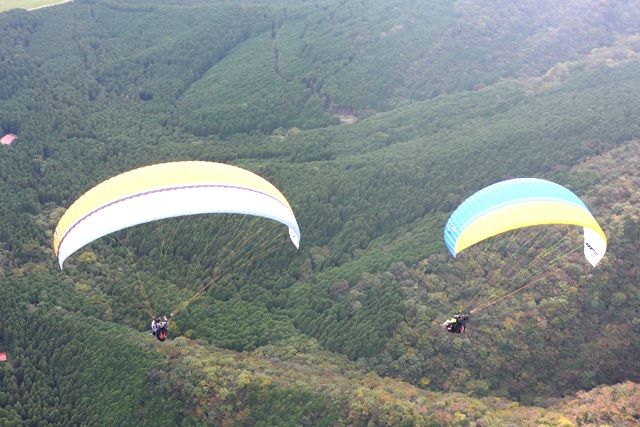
[444,178,607,267]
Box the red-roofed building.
[0,352,7,362]
[1,134,17,145]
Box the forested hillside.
[0,0,638,425]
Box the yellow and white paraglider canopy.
[53,161,300,268]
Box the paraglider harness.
[443,312,470,334]
[151,316,170,341]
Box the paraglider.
[443,313,470,334]
[53,161,301,341]
[151,316,169,341]
[443,178,607,327]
